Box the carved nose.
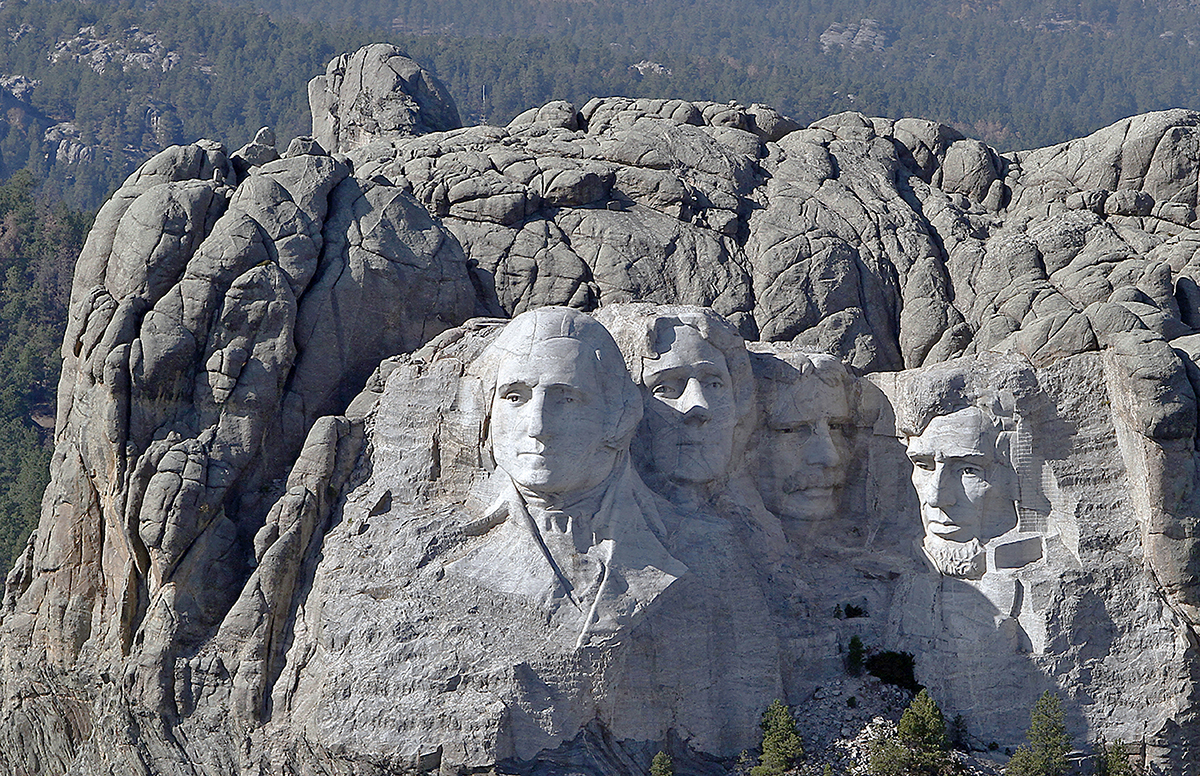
[925,464,956,508]
[678,378,712,423]
[806,422,841,468]
[525,393,548,438]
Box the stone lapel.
[447,458,688,648]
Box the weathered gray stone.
[309,43,461,154]
[9,43,1200,776]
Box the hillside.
[1,0,1200,211]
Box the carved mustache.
[781,474,844,493]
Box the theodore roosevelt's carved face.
[902,407,1008,551]
[641,324,737,486]
[757,356,851,522]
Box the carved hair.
[752,350,852,425]
[472,307,644,465]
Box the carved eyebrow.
[645,361,725,380]
[937,449,988,461]
[496,380,534,394]
[643,364,690,381]
[906,450,987,464]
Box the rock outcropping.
[4,42,1200,775]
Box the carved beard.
[922,535,986,578]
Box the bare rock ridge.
[3,41,1200,774]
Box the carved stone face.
[760,369,850,521]
[641,324,737,485]
[490,337,618,498]
[906,407,1005,548]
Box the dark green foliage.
[1005,692,1070,776]
[3,0,1200,211]
[650,751,674,776]
[868,690,957,776]
[865,651,919,692]
[222,0,1200,151]
[1095,739,1136,776]
[751,700,804,776]
[846,636,865,676]
[948,715,967,751]
[843,604,866,618]
[0,171,85,572]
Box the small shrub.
[844,604,866,618]
[847,696,858,709]
[651,751,674,776]
[1095,738,1136,776]
[865,650,919,692]
[846,636,865,676]
[867,690,956,776]
[949,715,967,750]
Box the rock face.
[3,43,1200,775]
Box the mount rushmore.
[3,41,1200,774]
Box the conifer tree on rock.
[1005,692,1070,776]
[868,689,957,776]
[650,750,674,776]
[752,700,805,776]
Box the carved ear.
[466,371,496,471]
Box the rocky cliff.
[3,41,1200,775]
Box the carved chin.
[923,536,985,578]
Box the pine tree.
[846,636,865,676]
[1095,738,1136,776]
[751,700,804,776]
[650,751,674,776]
[868,690,956,776]
[1005,692,1070,776]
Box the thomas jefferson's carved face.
[906,407,1004,547]
[490,337,617,498]
[641,325,737,485]
[759,370,851,521]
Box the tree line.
[0,0,1199,211]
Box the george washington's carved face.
[490,337,616,498]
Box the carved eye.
[651,383,681,399]
[910,457,935,471]
[780,424,814,440]
[501,390,525,404]
[960,465,984,478]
